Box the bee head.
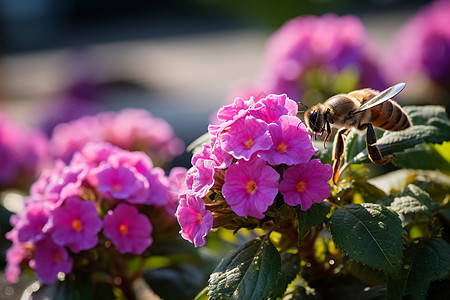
[304,104,326,133]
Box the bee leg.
[323,122,332,149]
[363,123,392,165]
[332,128,347,184]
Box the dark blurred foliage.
[1,0,433,54]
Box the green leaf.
[396,238,450,299]
[187,132,212,154]
[344,128,366,164]
[388,184,432,219]
[144,265,207,300]
[392,143,450,172]
[349,105,450,165]
[403,105,449,126]
[297,202,331,243]
[328,203,403,279]
[208,236,282,300]
[194,287,209,300]
[268,253,301,299]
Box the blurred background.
[0,0,439,170]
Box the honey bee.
[304,83,411,184]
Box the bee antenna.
[298,102,308,110]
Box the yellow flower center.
[119,224,129,236]
[277,142,288,153]
[113,184,122,192]
[244,139,254,149]
[245,180,257,195]
[296,180,306,193]
[197,212,203,223]
[72,219,83,232]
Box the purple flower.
[259,115,317,165]
[176,192,213,247]
[89,163,149,204]
[386,0,450,85]
[103,204,153,254]
[222,156,280,218]
[15,201,50,243]
[219,116,272,160]
[279,159,332,210]
[32,238,73,284]
[51,196,103,253]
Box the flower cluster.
[0,112,49,189]
[386,0,450,86]
[222,14,385,110]
[50,108,185,166]
[177,94,332,247]
[5,142,186,284]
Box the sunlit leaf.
[328,203,403,279]
[208,237,282,300]
[392,143,450,172]
[388,184,432,219]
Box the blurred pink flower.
[14,201,50,243]
[5,142,184,284]
[176,192,213,247]
[50,108,184,166]
[279,159,332,210]
[386,0,450,85]
[222,156,280,219]
[89,164,150,204]
[103,203,153,254]
[221,14,385,112]
[51,196,103,253]
[32,238,73,284]
[0,112,49,189]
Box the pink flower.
[279,159,332,210]
[250,94,298,123]
[216,96,255,122]
[51,196,103,253]
[167,167,188,215]
[89,163,149,204]
[32,238,73,284]
[219,116,272,160]
[5,240,29,283]
[259,115,317,166]
[222,157,280,218]
[103,204,153,254]
[176,192,213,247]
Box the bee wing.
[354,82,406,113]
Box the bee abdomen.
[370,100,411,131]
